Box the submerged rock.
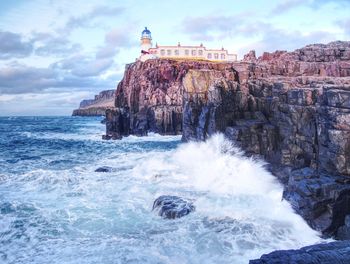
[152,195,195,219]
[249,240,350,264]
[94,166,113,172]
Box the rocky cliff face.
[182,42,350,237]
[104,60,235,139]
[105,42,350,238]
[72,89,115,116]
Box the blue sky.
[0,0,349,115]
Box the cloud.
[0,61,120,95]
[54,54,115,77]
[337,18,350,36]
[270,0,350,15]
[270,0,305,15]
[32,32,82,57]
[0,91,96,116]
[0,31,34,59]
[0,30,84,59]
[310,0,350,8]
[181,15,270,41]
[237,28,337,57]
[61,5,125,34]
[96,27,138,59]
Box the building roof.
[142,27,151,35]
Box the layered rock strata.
[72,89,115,116]
[103,60,237,139]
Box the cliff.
[72,89,115,116]
[104,60,236,139]
[104,42,350,240]
[180,42,350,238]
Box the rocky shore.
[103,41,350,262]
[72,89,115,116]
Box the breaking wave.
[0,117,323,264]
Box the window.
[160,49,165,56]
[174,50,179,56]
[221,54,225,60]
[191,50,196,56]
[185,49,189,56]
[214,53,219,59]
[167,49,172,56]
[207,53,212,59]
[198,50,203,56]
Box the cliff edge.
[72,89,115,116]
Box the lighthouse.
[138,27,238,62]
[141,27,152,53]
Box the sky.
[0,0,349,116]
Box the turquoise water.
[0,117,322,263]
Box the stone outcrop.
[104,60,235,139]
[152,195,195,219]
[72,90,115,116]
[249,240,350,264]
[105,41,350,239]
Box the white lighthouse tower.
[141,27,152,52]
[139,27,156,61]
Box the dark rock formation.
[72,90,115,116]
[337,215,350,240]
[249,240,350,264]
[152,195,195,219]
[94,166,113,172]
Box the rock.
[337,215,350,239]
[94,166,113,172]
[104,59,237,139]
[152,195,195,219]
[178,42,350,236]
[72,90,115,116]
[104,41,350,237]
[72,107,111,116]
[243,50,257,62]
[249,240,350,264]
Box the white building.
[139,27,237,62]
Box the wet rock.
[249,240,350,264]
[152,195,195,219]
[94,166,113,172]
[337,215,350,239]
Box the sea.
[0,116,324,264]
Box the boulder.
[152,195,195,219]
[94,166,113,172]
